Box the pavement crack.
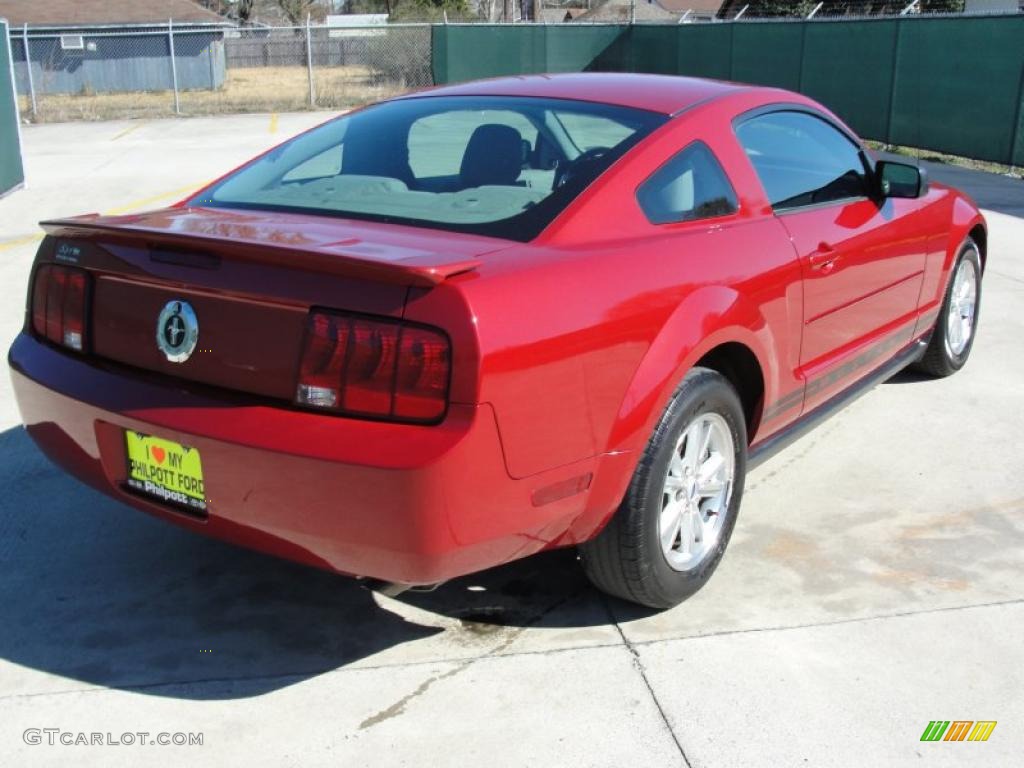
[601,595,693,768]
[631,596,1024,649]
[989,269,1024,286]
[358,666,462,730]
[356,588,584,731]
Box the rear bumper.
[8,332,596,585]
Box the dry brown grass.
[865,140,1019,176]
[18,66,411,123]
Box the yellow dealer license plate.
[125,430,206,512]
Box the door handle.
[809,242,839,271]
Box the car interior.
[222,106,649,226]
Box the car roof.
[403,73,751,116]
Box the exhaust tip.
[360,579,443,598]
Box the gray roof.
[0,0,227,28]
[574,0,679,22]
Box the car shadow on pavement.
[0,426,626,701]
[884,367,936,385]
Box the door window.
[735,111,869,211]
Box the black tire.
[914,238,982,377]
[580,367,747,610]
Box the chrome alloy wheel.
[945,253,979,357]
[660,412,735,572]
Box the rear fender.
[575,286,773,538]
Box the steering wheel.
[555,147,611,188]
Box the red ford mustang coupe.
[9,74,985,609]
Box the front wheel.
[914,237,982,377]
[580,367,747,609]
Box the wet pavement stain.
[872,569,970,592]
[456,606,513,635]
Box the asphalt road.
[0,114,1021,767]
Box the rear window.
[197,96,667,242]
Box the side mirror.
[875,160,928,199]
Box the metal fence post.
[305,15,315,107]
[21,24,37,118]
[796,20,808,94]
[1009,52,1024,174]
[168,18,180,114]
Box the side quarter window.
[636,141,739,225]
[735,111,870,211]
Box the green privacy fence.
[432,23,626,83]
[1,19,25,197]
[432,16,1024,167]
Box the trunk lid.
[40,206,505,401]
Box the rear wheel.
[914,238,982,377]
[580,367,746,609]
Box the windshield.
[196,96,667,242]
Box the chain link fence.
[7,6,1021,123]
[8,23,432,123]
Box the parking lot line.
[0,182,205,250]
[103,183,203,216]
[0,233,42,251]
[110,121,147,141]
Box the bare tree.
[196,0,257,22]
[475,0,500,21]
[276,0,328,24]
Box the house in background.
[570,0,679,21]
[654,0,727,21]
[964,0,1021,12]
[538,0,726,22]
[1,0,231,96]
[716,0,1022,16]
[541,5,589,22]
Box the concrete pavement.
[0,115,1022,767]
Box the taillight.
[31,265,88,352]
[296,310,450,423]
[394,326,452,420]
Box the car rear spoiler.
[39,216,483,288]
